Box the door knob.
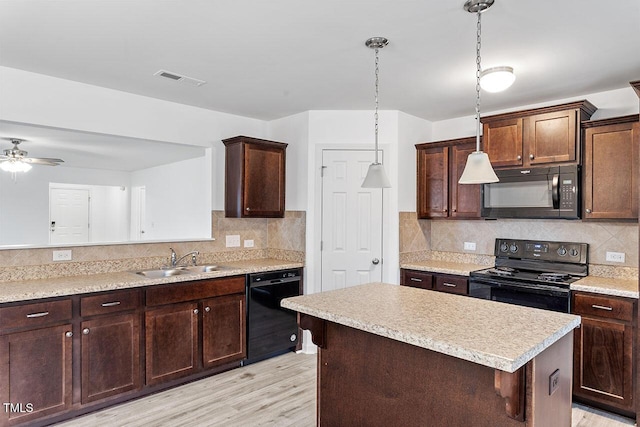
[372,258,380,265]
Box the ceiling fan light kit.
[0,138,64,175]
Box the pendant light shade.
[459,0,499,185]
[361,37,391,189]
[480,66,515,93]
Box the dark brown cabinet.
[0,299,73,427]
[145,276,246,386]
[416,137,481,219]
[572,292,636,417]
[482,100,596,168]
[80,289,142,404]
[582,115,640,220]
[400,269,468,295]
[223,136,287,218]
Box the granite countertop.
[282,283,580,373]
[571,276,639,299]
[0,259,303,304]
[400,260,487,276]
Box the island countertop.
[282,283,580,373]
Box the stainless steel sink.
[184,265,220,273]
[135,268,188,279]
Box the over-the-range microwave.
[481,165,580,219]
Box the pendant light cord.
[374,46,380,164]
[475,8,482,153]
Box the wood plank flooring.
[55,352,634,427]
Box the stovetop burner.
[486,267,518,277]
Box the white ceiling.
[0,0,638,123]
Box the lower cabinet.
[400,269,468,295]
[572,292,636,417]
[202,294,246,368]
[0,299,73,427]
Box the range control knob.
[509,244,518,253]
[557,247,567,256]
[569,248,579,257]
[500,242,509,252]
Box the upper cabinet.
[223,136,287,218]
[416,137,481,219]
[481,100,597,168]
[582,115,640,220]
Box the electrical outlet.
[464,242,476,251]
[244,239,254,248]
[549,369,560,396]
[225,235,241,248]
[605,251,625,263]
[52,250,72,261]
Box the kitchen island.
[282,283,581,427]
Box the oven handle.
[552,174,560,209]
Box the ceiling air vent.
[154,70,207,87]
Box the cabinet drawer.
[434,275,468,295]
[146,276,245,307]
[0,299,72,332]
[81,289,141,317]
[401,270,433,290]
[573,293,635,322]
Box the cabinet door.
[202,294,246,369]
[145,302,199,386]
[0,325,72,426]
[417,145,448,218]
[243,143,285,217]
[573,316,634,412]
[525,109,577,165]
[583,121,639,219]
[81,313,141,404]
[483,118,523,168]
[449,142,481,218]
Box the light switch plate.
[53,250,72,261]
[605,251,625,263]
[226,235,241,248]
[464,242,476,251]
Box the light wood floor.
[56,352,635,427]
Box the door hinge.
[321,165,327,177]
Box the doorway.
[49,187,90,245]
[320,149,384,292]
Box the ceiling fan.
[0,138,64,172]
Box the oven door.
[468,277,570,313]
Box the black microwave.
[481,165,580,219]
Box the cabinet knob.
[529,154,535,160]
[193,309,199,315]
[82,328,90,335]
[65,331,73,338]
[205,306,211,312]
[516,155,522,160]
[452,209,457,213]
[443,208,448,213]
[246,207,251,211]
[586,208,592,213]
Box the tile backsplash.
[0,211,306,282]
[400,212,639,268]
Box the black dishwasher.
[245,268,301,364]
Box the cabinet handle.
[442,283,457,288]
[516,155,522,160]
[194,309,199,314]
[205,306,211,312]
[585,208,592,213]
[591,304,613,311]
[26,311,49,318]
[101,301,121,307]
[410,278,423,282]
[529,154,535,160]
[83,328,90,335]
[65,331,73,338]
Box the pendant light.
[459,0,499,185]
[361,37,391,188]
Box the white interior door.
[130,186,146,240]
[321,149,383,292]
[50,188,90,245]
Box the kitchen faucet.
[168,248,199,267]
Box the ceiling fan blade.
[23,157,64,166]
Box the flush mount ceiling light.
[480,66,515,93]
[459,0,499,185]
[361,37,391,189]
